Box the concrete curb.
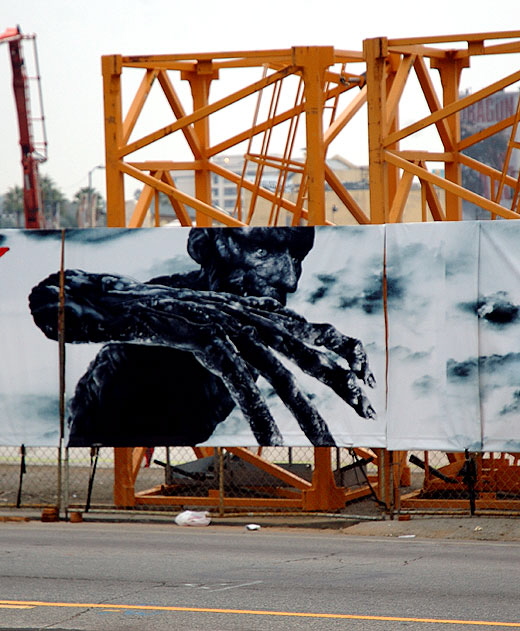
[2,508,520,542]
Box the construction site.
[2,27,520,522]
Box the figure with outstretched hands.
[29,227,376,447]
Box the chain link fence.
[0,446,62,508]
[0,446,382,515]
[401,451,520,515]
[2,446,520,516]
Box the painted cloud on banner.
[386,222,482,451]
[477,222,520,452]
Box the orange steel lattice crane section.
[102,47,367,228]
[363,31,520,223]
[102,34,520,230]
[0,26,47,228]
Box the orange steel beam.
[102,55,126,226]
[156,69,204,159]
[122,69,159,145]
[385,151,520,220]
[324,163,370,224]
[113,447,140,507]
[363,38,389,223]
[324,84,367,147]
[226,448,312,491]
[364,37,390,224]
[181,61,218,226]
[412,56,456,151]
[430,55,469,220]
[384,68,520,148]
[292,46,334,225]
[385,52,401,221]
[121,162,246,226]
[131,446,378,511]
[302,447,349,511]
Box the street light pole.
[88,164,105,227]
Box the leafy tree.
[56,199,79,228]
[0,177,76,228]
[1,185,24,227]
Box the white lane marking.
[183,580,263,592]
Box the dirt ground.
[2,509,519,543]
[188,511,520,542]
[341,515,520,541]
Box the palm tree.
[1,177,71,228]
[73,186,106,227]
[1,185,24,227]
[40,176,67,228]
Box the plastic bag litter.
[175,510,211,527]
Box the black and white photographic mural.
[1,221,519,451]
[5,225,386,448]
[0,230,61,446]
[479,222,520,452]
[386,222,482,451]
[386,221,520,453]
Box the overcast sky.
[1,0,519,201]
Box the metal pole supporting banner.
[57,230,66,518]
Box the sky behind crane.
[1,0,519,201]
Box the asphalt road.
[1,521,519,630]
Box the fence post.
[218,448,225,517]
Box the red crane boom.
[1,26,47,228]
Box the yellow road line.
[0,604,35,609]
[0,600,518,627]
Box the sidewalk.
[2,507,520,542]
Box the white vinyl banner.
[0,230,62,446]
[479,221,520,453]
[2,222,519,451]
[386,222,482,451]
